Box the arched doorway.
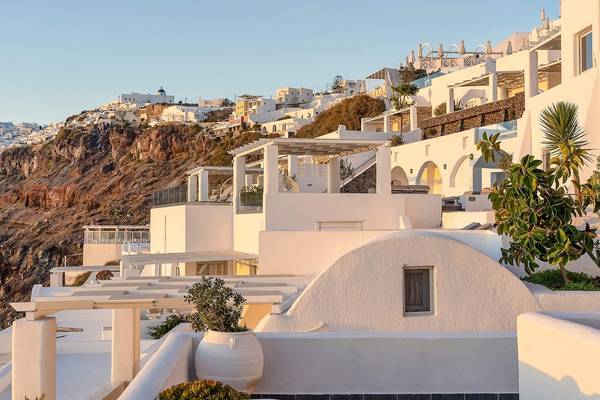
[416,161,443,194]
[391,166,409,186]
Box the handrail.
[341,155,376,186]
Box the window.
[462,136,468,149]
[578,28,593,74]
[425,144,430,156]
[404,267,433,314]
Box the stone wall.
[341,164,376,193]
[419,93,525,137]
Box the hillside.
[0,122,265,327]
[295,95,386,138]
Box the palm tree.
[540,101,593,202]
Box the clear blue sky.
[0,0,558,124]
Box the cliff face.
[0,122,258,327]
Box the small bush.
[390,134,404,147]
[96,270,114,280]
[522,269,600,291]
[148,314,188,339]
[159,380,249,400]
[70,271,92,286]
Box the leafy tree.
[391,83,418,110]
[390,64,427,110]
[221,98,235,107]
[477,102,600,283]
[331,75,344,93]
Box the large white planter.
[195,330,264,393]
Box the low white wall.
[83,244,123,266]
[120,329,518,396]
[459,194,492,212]
[120,332,195,400]
[256,331,518,394]
[518,312,600,400]
[442,211,495,229]
[403,194,442,228]
[264,193,407,231]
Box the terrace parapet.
[419,92,525,138]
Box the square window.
[578,28,593,74]
[404,267,433,314]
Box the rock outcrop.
[0,122,262,327]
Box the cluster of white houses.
[3,1,600,399]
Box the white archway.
[416,161,443,194]
[449,155,471,188]
[391,166,409,186]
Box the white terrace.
[7,274,311,400]
[227,137,441,256]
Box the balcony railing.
[84,230,150,245]
[419,93,525,139]
[152,184,188,207]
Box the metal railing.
[152,184,188,207]
[84,230,150,245]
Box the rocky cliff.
[0,122,262,327]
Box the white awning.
[228,138,387,158]
[12,274,312,317]
[121,250,258,267]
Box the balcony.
[152,184,188,207]
[419,93,525,138]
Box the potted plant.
[185,277,264,393]
[239,185,263,207]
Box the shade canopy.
[121,250,258,267]
[12,274,312,318]
[229,138,387,158]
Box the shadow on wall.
[520,362,600,400]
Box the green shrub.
[522,269,600,291]
[96,270,114,280]
[390,134,404,147]
[70,271,92,286]
[148,314,188,339]
[159,380,249,400]
[296,95,385,138]
[185,276,247,333]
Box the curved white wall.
[258,231,541,332]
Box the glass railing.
[84,230,150,244]
[411,71,445,89]
[152,184,188,207]
[475,120,518,143]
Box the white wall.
[442,211,495,229]
[150,204,233,253]
[518,312,600,400]
[391,126,518,197]
[256,331,518,395]
[233,212,265,255]
[264,193,407,231]
[83,244,123,266]
[258,231,541,332]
